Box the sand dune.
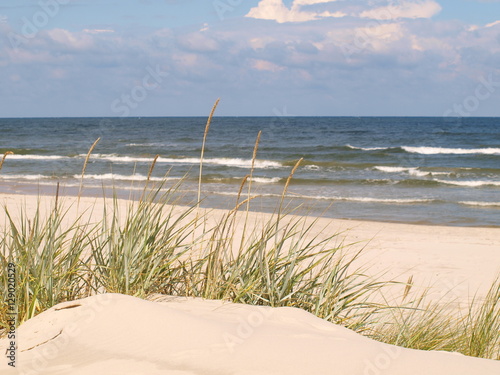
[1,293,499,375]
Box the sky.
[1,0,500,117]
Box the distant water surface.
[0,117,499,227]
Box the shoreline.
[1,181,499,229]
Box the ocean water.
[0,117,499,227]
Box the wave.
[1,154,69,160]
[374,166,410,173]
[249,177,282,184]
[208,177,282,184]
[435,179,500,187]
[0,174,51,180]
[402,146,500,155]
[74,173,179,182]
[212,191,435,204]
[459,201,500,208]
[126,143,170,147]
[374,166,427,177]
[87,154,283,169]
[345,145,500,155]
[346,145,390,151]
[335,197,435,204]
[286,194,435,204]
[303,165,321,171]
[374,166,449,178]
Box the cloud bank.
[0,1,499,116]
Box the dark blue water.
[1,117,499,226]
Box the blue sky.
[1,0,500,117]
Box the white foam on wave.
[402,146,500,155]
[283,193,433,204]
[374,166,428,176]
[0,174,50,180]
[435,179,500,187]
[374,166,453,178]
[210,191,434,204]
[428,171,452,176]
[374,166,409,173]
[74,173,179,182]
[346,146,500,155]
[335,197,434,204]
[86,154,153,163]
[304,165,321,171]
[1,154,68,160]
[408,169,431,178]
[88,154,282,169]
[459,201,500,208]
[346,145,388,151]
[126,143,170,147]
[250,177,282,184]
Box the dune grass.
[0,181,383,327]
[1,182,499,359]
[368,278,500,359]
[0,102,499,360]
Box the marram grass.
[1,179,499,359]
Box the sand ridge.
[1,293,500,374]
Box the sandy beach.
[1,192,500,373]
[2,192,499,301]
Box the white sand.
[1,294,499,374]
[1,193,499,373]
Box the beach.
[2,192,499,301]
[1,191,499,373]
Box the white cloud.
[46,29,94,49]
[246,0,442,23]
[360,0,442,20]
[485,20,500,27]
[246,0,345,23]
[1,1,499,117]
[83,29,114,34]
[251,59,284,72]
[293,0,339,5]
[177,32,219,52]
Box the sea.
[0,117,499,227]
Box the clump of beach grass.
[368,278,500,360]
[0,176,383,330]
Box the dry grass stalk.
[236,175,249,206]
[279,158,303,209]
[0,151,13,173]
[228,195,260,217]
[147,155,159,182]
[403,275,414,302]
[55,182,60,211]
[140,154,160,203]
[247,131,262,211]
[78,137,100,205]
[197,98,220,208]
[237,131,263,252]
